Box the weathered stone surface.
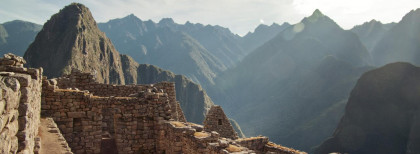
[204,105,238,139]
[0,53,42,154]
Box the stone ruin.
[0,53,307,154]
[0,53,42,154]
[204,105,238,140]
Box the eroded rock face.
[315,62,420,154]
[24,3,125,84]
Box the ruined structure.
[0,53,306,154]
[204,105,238,139]
[0,53,42,153]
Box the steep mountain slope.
[0,20,42,56]
[351,20,395,52]
[24,3,125,84]
[99,15,294,88]
[23,3,214,123]
[372,8,420,66]
[241,23,291,53]
[316,62,420,154]
[159,19,246,67]
[120,54,214,123]
[98,15,226,87]
[211,9,371,151]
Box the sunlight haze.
[0,0,419,35]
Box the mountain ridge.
[316,62,420,154]
[24,3,215,124]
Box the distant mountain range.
[23,3,214,124]
[371,8,420,66]
[209,9,372,151]
[351,20,396,52]
[98,15,290,88]
[0,20,41,56]
[3,5,420,153]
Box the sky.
[0,0,419,36]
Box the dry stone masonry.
[0,53,42,154]
[204,105,239,139]
[1,53,306,154]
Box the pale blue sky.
[0,0,419,35]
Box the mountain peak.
[122,13,141,22]
[300,9,339,28]
[158,18,175,25]
[24,3,125,84]
[50,2,97,30]
[312,9,324,17]
[63,3,89,15]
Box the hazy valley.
[1,2,420,153]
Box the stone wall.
[54,69,186,122]
[42,73,173,153]
[101,95,171,153]
[157,121,254,153]
[0,54,308,154]
[41,82,102,153]
[0,53,42,154]
[204,105,238,139]
[236,136,307,154]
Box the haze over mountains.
[316,62,420,154]
[0,20,41,56]
[210,9,372,151]
[351,20,396,52]
[372,8,420,66]
[97,15,290,88]
[2,3,420,153]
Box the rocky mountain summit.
[23,3,213,123]
[24,3,125,84]
[316,62,420,154]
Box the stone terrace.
[1,53,307,154]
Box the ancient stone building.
[1,53,306,154]
[204,105,238,139]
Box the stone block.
[67,112,86,118]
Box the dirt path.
[38,118,72,154]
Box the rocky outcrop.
[315,62,420,154]
[23,3,213,124]
[24,3,125,84]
